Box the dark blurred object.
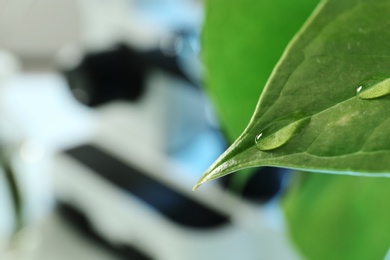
[64,38,196,107]
[65,145,229,229]
[54,142,259,259]
[64,44,145,106]
[220,167,287,203]
[58,202,153,260]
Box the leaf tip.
[192,183,201,192]
[192,164,218,191]
[192,134,251,191]
[192,172,211,191]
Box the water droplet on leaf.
[255,117,310,151]
[357,77,390,99]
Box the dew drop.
[357,77,390,99]
[255,117,310,151]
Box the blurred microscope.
[0,0,298,259]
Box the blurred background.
[0,0,300,259]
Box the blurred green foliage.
[284,173,390,259]
[202,0,319,142]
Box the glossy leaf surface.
[195,0,390,189]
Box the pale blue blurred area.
[132,0,203,30]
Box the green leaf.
[195,0,390,190]
[202,0,318,192]
[202,0,319,142]
[283,173,390,260]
